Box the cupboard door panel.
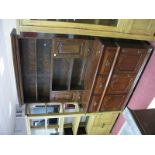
[99,47,117,75]
[100,95,126,111]
[94,76,106,95]
[107,74,135,94]
[115,48,147,73]
[54,39,84,56]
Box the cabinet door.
[115,48,147,73]
[107,73,135,94]
[53,38,85,56]
[100,94,126,111]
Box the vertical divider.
[85,40,104,112]
[72,103,81,135]
[79,58,87,87]
[59,117,64,135]
[25,116,31,135]
[59,103,64,135]
[12,32,24,105]
[97,46,120,112]
[35,39,38,102]
[50,39,54,100]
[67,58,74,91]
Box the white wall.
[0,19,18,134]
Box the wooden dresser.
[11,20,153,135]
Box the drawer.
[53,38,85,56]
[99,47,117,75]
[114,48,147,73]
[94,76,106,94]
[107,73,135,94]
[50,91,73,101]
[100,94,126,111]
[94,112,119,125]
[96,111,119,119]
[90,124,113,135]
[88,95,101,112]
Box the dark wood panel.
[50,91,73,101]
[19,38,37,102]
[99,47,117,75]
[53,38,85,56]
[11,29,24,105]
[107,73,135,94]
[52,58,71,90]
[71,58,86,90]
[100,94,126,111]
[114,48,147,73]
[94,76,107,95]
[37,39,51,101]
[88,95,101,112]
[97,46,120,111]
[81,91,90,103]
[85,39,104,112]
[84,40,102,90]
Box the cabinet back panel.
[71,58,85,90]
[19,39,36,102]
[52,58,70,90]
[37,39,51,101]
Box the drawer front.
[94,112,119,125]
[94,76,106,94]
[107,73,135,94]
[51,91,73,101]
[90,125,113,135]
[100,94,126,111]
[99,47,117,75]
[115,48,147,73]
[54,39,85,56]
[88,95,101,112]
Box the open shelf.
[19,39,37,102]
[52,58,70,90]
[19,38,52,102]
[70,58,85,90]
[52,58,86,91]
